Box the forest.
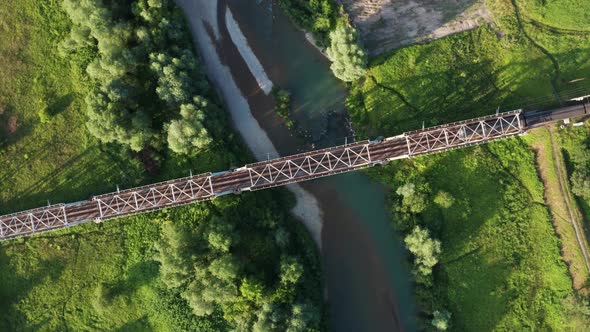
[60,0,214,154]
[0,0,325,330]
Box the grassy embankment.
[347,0,590,330]
[527,127,590,294]
[0,1,325,331]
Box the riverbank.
[174,0,324,248]
[175,0,413,330]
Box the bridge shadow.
[0,143,146,215]
[353,44,590,139]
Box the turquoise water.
[227,1,416,330]
[228,0,349,144]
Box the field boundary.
[549,127,590,278]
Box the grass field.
[349,0,590,329]
[518,0,590,31]
[367,138,577,330]
[0,0,143,212]
[0,0,239,214]
[0,190,323,331]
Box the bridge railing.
[0,110,529,241]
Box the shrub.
[38,107,51,124]
[434,191,455,209]
[431,310,451,331]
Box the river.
[176,0,416,330]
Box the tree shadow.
[114,316,152,332]
[358,45,590,139]
[101,261,159,301]
[0,243,66,330]
[47,93,75,118]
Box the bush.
[38,106,51,124]
[434,191,455,209]
[571,167,590,200]
[272,89,295,129]
[431,310,451,331]
[277,0,337,47]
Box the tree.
[154,221,192,289]
[286,301,320,332]
[431,310,451,331]
[326,23,366,82]
[404,226,442,278]
[571,168,590,200]
[240,277,265,303]
[166,97,212,154]
[280,256,304,285]
[150,50,207,107]
[208,255,240,282]
[251,302,294,332]
[434,191,455,209]
[396,182,429,215]
[183,268,239,317]
[206,220,235,252]
[274,227,290,248]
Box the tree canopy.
[62,0,213,154]
[404,226,442,279]
[153,193,323,330]
[326,23,367,82]
[166,97,212,154]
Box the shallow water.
[228,0,349,145]
[226,1,417,330]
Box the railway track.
[1,102,588,241]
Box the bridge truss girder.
[405,111,523,156]
[94,175,214,220]
[0,205,68,239]
[246,143,372,190]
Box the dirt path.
[337,0,492,54]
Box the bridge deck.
[0,110,526,241]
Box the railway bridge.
[1,101,588,241]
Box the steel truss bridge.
[1,104,585,241]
